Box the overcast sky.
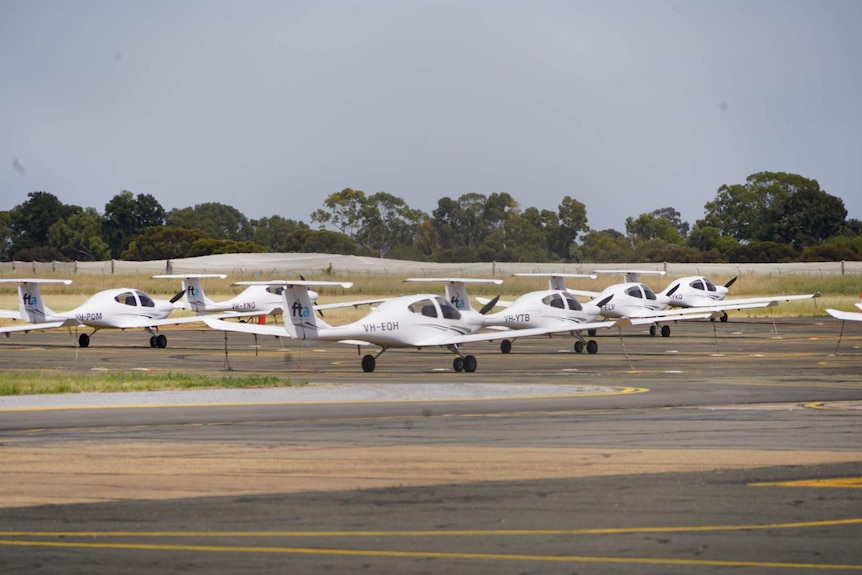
[2,0,860,234]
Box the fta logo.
[186,286,201,297]
[290,300,310,318]
[22,292,39,307]
[450,295,466,309]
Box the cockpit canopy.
[407,296,461,320]
[689,278,717,292]
[541,292,583,311]
[625,284,658,300]
[114,290,156,307]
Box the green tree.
[283,229,363,255]
[0,211,13,261]
[310,188,368,240]
[579,229,633,263]
[701,172,846,249]
[249,215,308,252]
[544,196,589,261]
[166,202,251,241]
[9,191,75,255]
[651,207,689,237]
[103,191,165,258]
[47,207,107,261]
[358,192,425,257]
[122,226,205,260]
[482,207,548,262]
[187,238,266,257]
[625,212,684,245]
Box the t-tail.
[229,280,352,340]
[8,279,71,323]
[182,277,216,312]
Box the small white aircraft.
[566,270,719,337]
[474,273,616,354]
[152,274,292,317]
[0,278,233,348]
[660,275,821,321]
[203,280,618,373]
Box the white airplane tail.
[182,277,217,312]
[0,279,71,323]
[227,280,350,340]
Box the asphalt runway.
[1,318,861,574]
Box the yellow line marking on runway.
[3,519,862,570]
[4,517,862,538]
[750,478,862,489]
[0,386,648,412]
[2,539,862,570]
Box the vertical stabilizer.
[278,283,342,339]
[14,280,69,323]
[183,277,213,312]
[444,282,474,313]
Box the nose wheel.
[361,354,376,372]
[149,334,168,348]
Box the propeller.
[665,283,679,297]
[724,276,738,288]
[169,290,185,304]
[478,295,501,315]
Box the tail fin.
[183,277,215,312]
[282,285,333,339]
[14,280,68,323]
[444,282,474,313]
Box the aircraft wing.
[706,292,820,309]
[114,312,262,330]
[0,309,23,320]
[0,318,82,334]
[626,312,717,326]
[421,320,618,347]
[314,298,389,311]
[826,308,862,322]
[202,316,290,337]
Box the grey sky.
[2,0,860,234]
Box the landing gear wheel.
[500,339,512,354]
[150,335,157,347]
[586,340,598,354]
[463,355,477,373]
[361,354,376,373]
[720,312,728,322]
[587,329,597,337]
[574,340,585,353]
[78,333,90,348]
[661,325,671,337]
[453,357,464,372]
[649,325,657,337]
[156,334,167,348]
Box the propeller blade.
[724,276,738,288]
[596,294,614,308]
[169,290,185,304]
[479,295,501,315]
[665,284,679,297]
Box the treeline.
[1,172,860,264]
